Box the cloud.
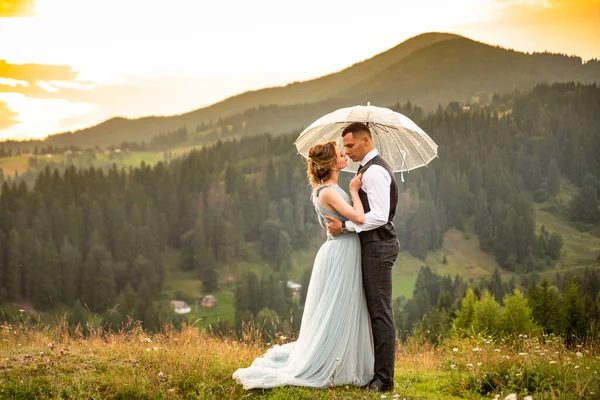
[0,73,270,140]
[0,59,84,97]
[0,99,19,130]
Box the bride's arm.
[319,176,364,224]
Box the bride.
[232,141,374,389]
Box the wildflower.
[504,394,517,400]
[452,347,459,352]
[381,395,387,399]
[158,371,165,379]
[494,348,502,352]
[466,363,473,368]
[477,362,482,366]
[549,360,557,364]
[450,364,456,369]
[576,352,583,357]
[47,343,54,350]
[146,348,151,352]
[472,347,481,352]
[524,396,533,400]
[477,379,481,383]
[518,352,527,356]
[574,365,580,369]
[153,346,159,351]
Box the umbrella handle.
[400,150,407,183]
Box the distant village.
[169,280,302,315]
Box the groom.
[326,122,400,393]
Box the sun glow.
[0,0,598,140]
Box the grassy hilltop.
[0,321,598,399]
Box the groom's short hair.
[342,122,371,139]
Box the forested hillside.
[0,83,598,343]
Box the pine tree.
[275,231,292,272]
[473,290,502,336]
[501,289,537,336]
[489,267,504,302]
[247,271,262,316]
[202,247,218,294]
[266,159,277,198]
[547,233,563,260]
[562,281,587,347]
[546,157,561,196]
[6,229,21,300]
[59,236,81,306]
[135,277,152,317]
[453,288,477,335]
[94,260,117,311]
[569,186,600,223]
[80,231,114,311]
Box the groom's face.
[342,132,368,162]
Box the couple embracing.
[233,122,400,393]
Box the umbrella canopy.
[294,105,438,174]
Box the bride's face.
[334,146,348,171]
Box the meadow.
[0,320,597,399]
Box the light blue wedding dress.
[232,184,374,389]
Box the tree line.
[0,82,598,335]
[393,265,600,347]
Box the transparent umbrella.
[294,104,438,179]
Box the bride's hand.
[349,173,363,192]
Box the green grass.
[533,180,600,274]
[0,154,29,175]
[391,228,505,299]
[0,151,167,177]
[190,291,235,327]
[120,151,165,166]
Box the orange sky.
[0,0,599,141]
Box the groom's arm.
[344,166,391,233]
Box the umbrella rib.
[295,123,335,155]
[375,123,429,170]
[295,122,347,155]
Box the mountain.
[40,32,600,148]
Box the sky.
[0,0,599,141]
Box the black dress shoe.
[365,378,393,392]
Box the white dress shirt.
[346,149,391,233]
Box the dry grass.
[0,318,598,399]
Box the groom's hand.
[325,216,343,236]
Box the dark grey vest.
[357,155,398,244]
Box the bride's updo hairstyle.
[307,141,337,188]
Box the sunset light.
[1,0,599,140]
